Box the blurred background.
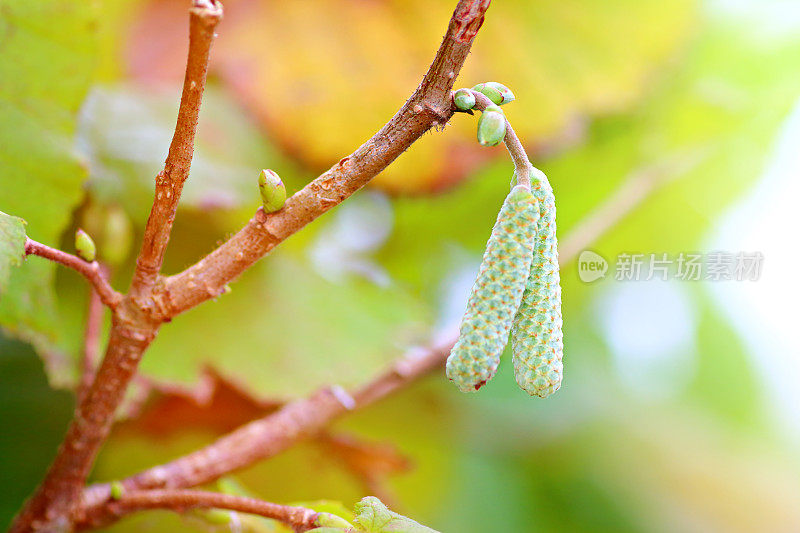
[2,0,800,530]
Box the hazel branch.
[78,337,455,529]
[9,4,222,531]
[24,238,122,309]
[13,2,490,531]
[149,0,492,320]
[80,213,605,531]
[128,0,223,303]
[93,489,319,532]
[77,271,107,403]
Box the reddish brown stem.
[128,0,223,304]
[10,3,222,532]
[100,489,319,532]
[81,227,593,530]
[24,239,122,309]
[13,2,491,531]
[77,272,106,404]
[10,312,158,533]
[468,90,532,188]
[78,336,456,529]
[150,0,492,320]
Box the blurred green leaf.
[139,253,429,397]
[0,212,26,293]
[126,0,695,193]
[77,84,294,222]
[0,0,99,387]
[351,496,439,533]
[0,334,74,529]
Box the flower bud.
[110,481,124,500]
[75,229,96,262]
[453,88,476,111]
[472,81,515,105]
[258,169,286,213]
[477,104,506,147]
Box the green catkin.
[511,166,564,398]
[446,185,540,392]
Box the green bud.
[258,169,287,213]
[110,481,124,500]
[453,88,476,111]
[75,229,96,262]
[477,104,506,147]
[485,81,515,104]
[472,81,515,105]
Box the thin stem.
[128,0,222,303]
[24,239,122,309]
[12,2,491,531]
[149,0,492,320]
[97,489,318,532]
[77,272,106,403]
[78,337,456,529]
[9,3,222,531]
[467,90,532,189]
[81,218,593,530]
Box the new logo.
[578,250,608,283]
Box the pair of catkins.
[445,166,563,398]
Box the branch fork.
[12,1,492,531]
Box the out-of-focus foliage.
[0,212,26,292]
[0,0,98,387]
[124,0,695,193]
[2,0,800,532]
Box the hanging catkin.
[511,166,564,398]
[446,185,540,392]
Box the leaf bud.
[477,104,506,147]
[258,169,287,213]
[75,229,96,262]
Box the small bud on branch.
[258,169,287,213]
[75,229,97,262]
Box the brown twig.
[9,4,223,532]
[149,0,491,320]
[128,0,223,304]
[77,269,107,403]
[79,205,624,529]
[24,239,122,309]
[78,337,455,529]
[100,489,318,532]
[11,2,491,531]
